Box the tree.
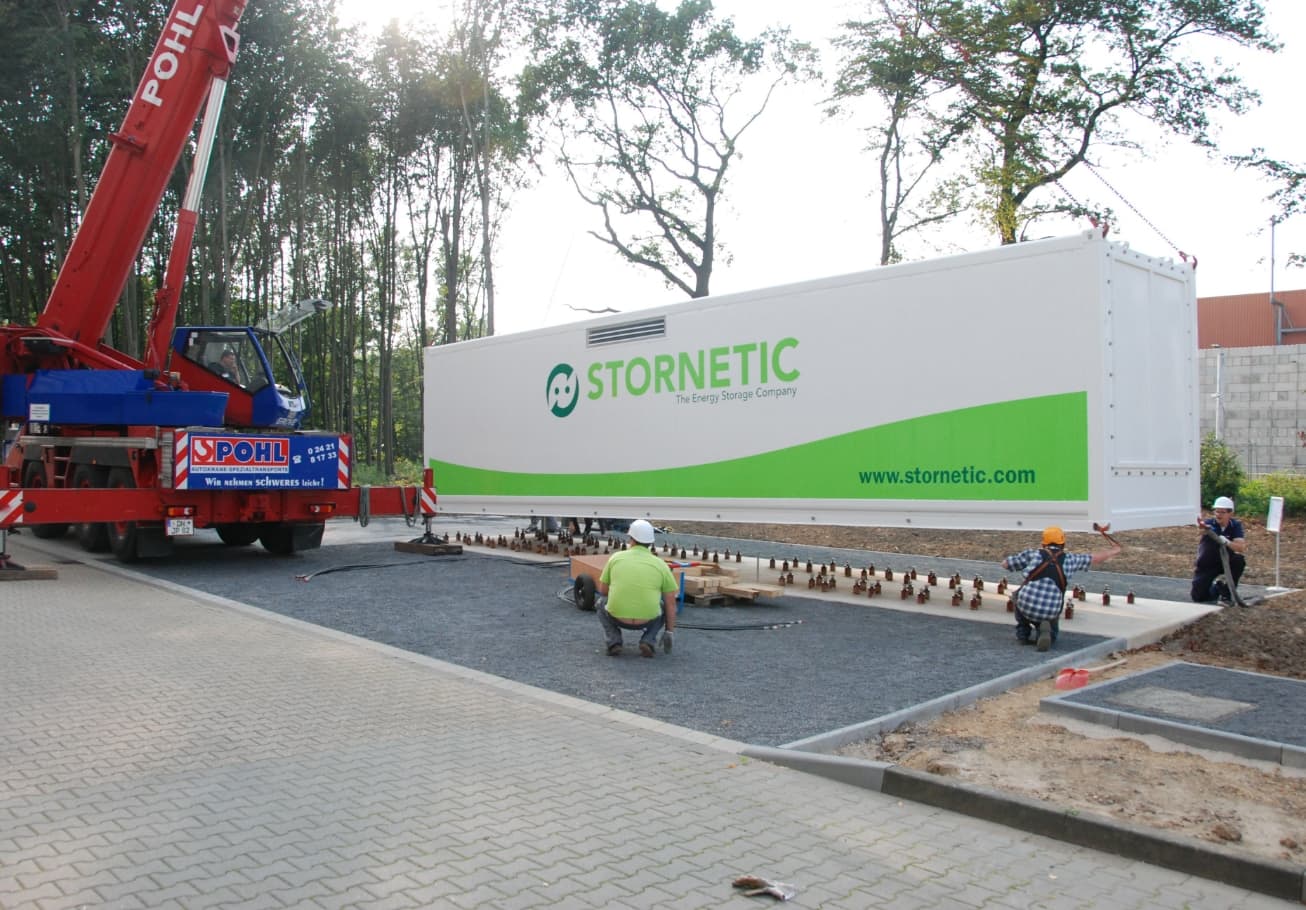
[0,0,166,329]
[452,0,532,338]
[0,1,531,472]
[521,0,817,298]
[830,0,969,264]
[834,0,1278,245]
[1229,152,1305,269]
[1200,431,1246,510]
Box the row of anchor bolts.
[462,532,1138,606]
[1067,584,1136,604]
[684,544,744,563]
[458,528,645,556]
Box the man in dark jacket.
[1191,496,1247,604]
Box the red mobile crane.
[0,0,435,561]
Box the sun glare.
[335,0,443,30]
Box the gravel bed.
[108,536,1110,747]
[1057,662,1306,748]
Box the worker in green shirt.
[597,519,677,657]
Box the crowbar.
[1091,521,1119,546]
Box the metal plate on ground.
[1106,686,1254,724]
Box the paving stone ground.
[0,533,1296,909]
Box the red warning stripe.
[0,490,23,528]
[337,438,351,489]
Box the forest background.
[0,0,1302,481]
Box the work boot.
[1036,621,1052,652]
[639,642,655,658]
[607,643,622,657]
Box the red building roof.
[1197,288,1306,349]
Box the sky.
[335,0,1306,336]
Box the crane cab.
[171,326,308,429]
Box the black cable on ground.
[677,619,805,631]
[297,554,570,582]
[296,560,455,581]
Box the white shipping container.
[424,231,1199,532]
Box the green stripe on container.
[431,392,1088,502]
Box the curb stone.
[741,746,1306,905]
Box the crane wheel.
[216,524,261,547]
[104,467,164,562]
[574,573,597,612]
[71,465,111,552]
[21,462,69,540]
[259,522,325,555]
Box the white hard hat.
[628,519,656,544]
[1212,496,1235,511]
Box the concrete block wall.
[1199,343,1306,475]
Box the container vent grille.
[587,317,665,347]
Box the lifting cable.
[401,486,417,528]
[353,485,425,529]
[1052,136,1194,267]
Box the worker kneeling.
[1002,526,1120,652]
[597,519,677,657]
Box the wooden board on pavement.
[0,564,59,581]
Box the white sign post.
[1267,495,1284,589]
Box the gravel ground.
[1056,661,1306,748]
[107,537,1110,747]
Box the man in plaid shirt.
[1002,526,1122,651]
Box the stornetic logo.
[546,363,579,418]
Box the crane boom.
[36,0,247,346]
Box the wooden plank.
[0,565,59,581]
[720,582,785,599]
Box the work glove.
[1217,535,1229,547]
[661,630,673,654]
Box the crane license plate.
[165,518,194,537]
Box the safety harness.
[1025,546,1068,593]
